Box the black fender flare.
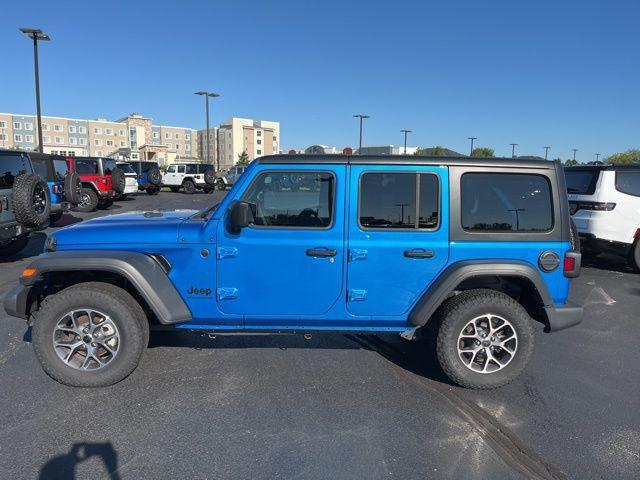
[18,250,192,325]
[408,260,553,327]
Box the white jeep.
[566,165,640,270]
[162,163,216,194]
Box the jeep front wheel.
[74,187,99,212]
[183,180,196,194]
[32,282,149,387]
[436,289,534,389]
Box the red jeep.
[66,157,125,212]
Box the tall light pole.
[572,149,578,162]
[544,146,551,160]
[510,143,518,158]
[20,28,50,153]
[595,153,601,162]
[353,114,369,154]
[468,137,477,156]
[195,91,220,169]
[400,129,412,154]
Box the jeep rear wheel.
[436,289,534,389]
[12,173,51,227]
[74,187,99,212]
[216,178,226,190]
[32,282,149,387]
[629,240,640,273]
[183,180,196,194]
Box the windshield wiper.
[191,203,220,220]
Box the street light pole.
[468,137,477,156]
[20,28,50,153]
[510,143,518,158]
[595,153,601,162]
[195,91,220,169]
[353,114,369,154]
[572,149,578,162]
[400,129,412,154]
[544,146,551,160]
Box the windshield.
[565,169,599,195]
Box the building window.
[24,122,34,131]
[78,126,87,134]
[106,128,113,135]
[257,139,262,145]
[152,132,159,139]
[165,132,172,139]
[69,137,77,145]
[257,149,262,155]
[175,133,180,140]
[94,127,102,134]
[119,129,125,136]
[106,140,114,147]
[79,138,87,146]
[96,151,102,156]
[0,134,7,141]
[68,125,76,133]
[257,130,262,136]
[68,151,76,157]
[25,135,34,142]
[13,122,22,130]
[120,141,126,147]
[273,135,277,141]
[54,124,63,132]
[94,139,102,146]
[14,134,23,142]
[0,121,6,128]
[42,136,51,143]
[51,150,58,155]
[175,144,180,150]
[185,133,190,140]
[55,137,63,144]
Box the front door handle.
[306,248,337,258]
[404,249,434,259]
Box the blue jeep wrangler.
[128,160,162,195]
[3,155,583,388]
[29,153,81,224]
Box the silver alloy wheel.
[457,314,518,374]
[78,192,91,208]
[52,309,120,371]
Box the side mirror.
[228,201,251,233]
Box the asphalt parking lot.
[0,191,638,480]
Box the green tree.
[471,147,494,157]
[605,149,640,165]
[564,159,579,166]
[415,146,447,156]
[237,151,250,166]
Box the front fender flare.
[408,260,553,327]
[20,250,192,325]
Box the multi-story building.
[0,112,198,166]
[198,118,280,171]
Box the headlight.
[44,235,57,252]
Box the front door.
[216,165,346,325]
[347,165,450,320]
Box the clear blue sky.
[1,0,638,160]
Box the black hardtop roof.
[257,154,557,169]
[565,164,640,171]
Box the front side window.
[615,171,640,197]
[167,165,176,173]
[75,159,99,175]
[0,155,28,189]
[461,173,553,232]
[242,171,334,228]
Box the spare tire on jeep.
[147,167,162,186]
[64,172,82,205]
[12,173,51,227]
[204,168,216,187]
[110,167,126,194]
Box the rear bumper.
[544,301,583,332]
[0,222,30,241]
[3,284,31,320]
[50,201,71,213]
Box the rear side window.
[615,171,640,197]
[461,173,553,232]
[75,159,99,174]
[565,169,599,195]
[140,162,155,173]
[31,158,48,179]
[119,164,136,174]
[0,155,28,189]
[102,159,117,174]
[186,164,198,174]
[359,172,439,229]
[52,159,68,182]
[243,171,334,228]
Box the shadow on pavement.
[38,442,121,480]
[51,213,83,228]
[0,232,47,264]
[582,252,635,274]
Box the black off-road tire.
[110,168,126,194]
[12,173,51,227]
[146,186,160,195]
[204,169,216,187]
[183,180,196,194]
[628,240,640,273]
[32,282,149,387]
[170,186,181,193]
[436,289,535,389]
[97,198,114,210]
[74,187,99,212]
[64,172,82,205]
[0,235,30,259]
[49,211,64,225]
[147,167,162,186]
[216,178,226,190]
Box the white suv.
[566,165,640,270]
[163,163,216,194]
[116,162,139,198]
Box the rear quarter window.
[0,155,28,189]
[461,173,553,232]
[565,169,599,195]
[30,158,49,179]
[614,171,640,197]
[52,159,68,182]
[75,159,99,174]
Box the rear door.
[347,165,450,319]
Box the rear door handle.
[404,249,434,259]
[306,248,337,258]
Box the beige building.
[198,118,280,171]
[0,112,198,166]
